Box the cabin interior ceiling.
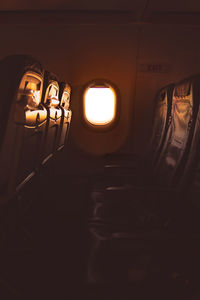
[1,1,200,173]
[1,0,200,13]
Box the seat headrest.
[174,81,191,97]
[42,71,59,105]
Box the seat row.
[0,55,72,203]
[87,74,200,288]
[105,75,200,189]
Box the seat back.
[15,70,47,190]
[0,55,46,201]
[150,84,174,165]
[155,77,199,186]
[57,82,72,151]
[41,71,61,164]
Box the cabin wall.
[1,22,200,173]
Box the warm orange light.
[84,87,116,125]
[61,91,70,109]
[32,90,41,106]
[50,97,60,107]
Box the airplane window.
[84,84,116,126]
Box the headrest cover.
[42,71,59,104]
[0,55,43,146]
[174,81,191,97]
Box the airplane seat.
[149,84,174,166]
[154,77,200,187]
[15,65,47,193]
[57,82,72,151]
[0,55,47,297]
[101,76,200,197]
[41,71,62,165]
[102,84,174,188]
[87,76,200,287]
[0,54,46,202]
[89,83,175,212]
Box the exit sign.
[139,63,171,73]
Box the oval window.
[83,82,117,127]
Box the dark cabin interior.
[1,1,200,299]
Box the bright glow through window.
[84,87,116,125]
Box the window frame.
[82,79,120,132]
